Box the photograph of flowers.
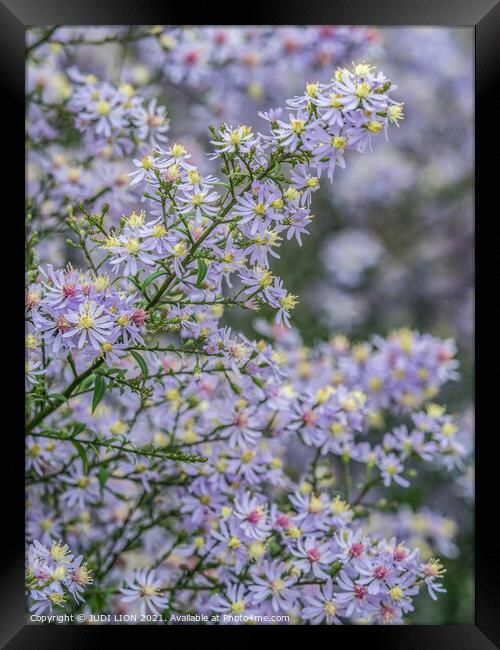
[25,25,474,627]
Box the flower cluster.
[118,490,447,624]
[308,28,473,349]
[136,26,379,128]
[25,319,464,622]
[26,25,377,258]
[66,69,169,154]
[26,265,145,367]
[363,507,459,560]
[26,540,93,614]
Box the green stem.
[146,153,281,309]
[26,359,104,433]
[29,431,207,463]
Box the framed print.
[1,0,497,646]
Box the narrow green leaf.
[127,276,143,293]
[73,422,87,435]
[130,350,148,378]
[71,440,89,474]
[49,393,68,404]
[91,374,106,413]
[142,269,169,290]
[98,466,110,491]
[79,375,95,392]
[196,258,207,287]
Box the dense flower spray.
[25,35,469,625]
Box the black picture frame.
[3,1,496,647]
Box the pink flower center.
[243,52,260,67]
[302,409,316,425]
[56,316,70,332]
[214,31,226,45]
[307,548,321,563]
[319,27,335,38]
[393,548,407,562]
[37,568,51,581]
[276,515,289,529]
[380,604,395,622]
[374,565,388,580]
[354,584,367,600]
[437,349,451,362]
[235,411,248,428]
[246,509,262,525]
[63,283,76,298]
[185,51,199,65]
[132,308,146,326]
[283,39,298,54]
[116,174,128,187]
[350,542,364,557]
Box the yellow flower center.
[231,600,245,614]
[151,224,166,239]
[125,238,140,254]
[442,423,457,437]
[229,129,243,145]
[191,193,205,206]
[172,242,187,257]
[48,593,66,606]
[369,376,383,391]
[29,443,41,457]
[78,313,94,329]
[324,601,337,616]
[141,584,159,598]
[330,422,344,437]
[110,420,127,436]
[355,82,371,98]
[117,315,129,327]
[171,143,187,157]
[389,586,404,601]
[306,82,318,98]
[354,63,373,76]
[50,542,68,562]
[26,334,39,350]
[126,210,145,227]
[52,566,67,581]
[41,518,53,532]
[95,100,110,116]
[93,274,109,291]
[330,93,343,108]
[247,541,266,559]
[331,496,349,514]
[258,269,273,288]
[280,294,298,311]
[271,579,285,593]
[290,119,305,134]
[388,104,404,123]
[366,120,383,133]
[241,449,254,463]
[427,403,445,417]
[309,496,323,513]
